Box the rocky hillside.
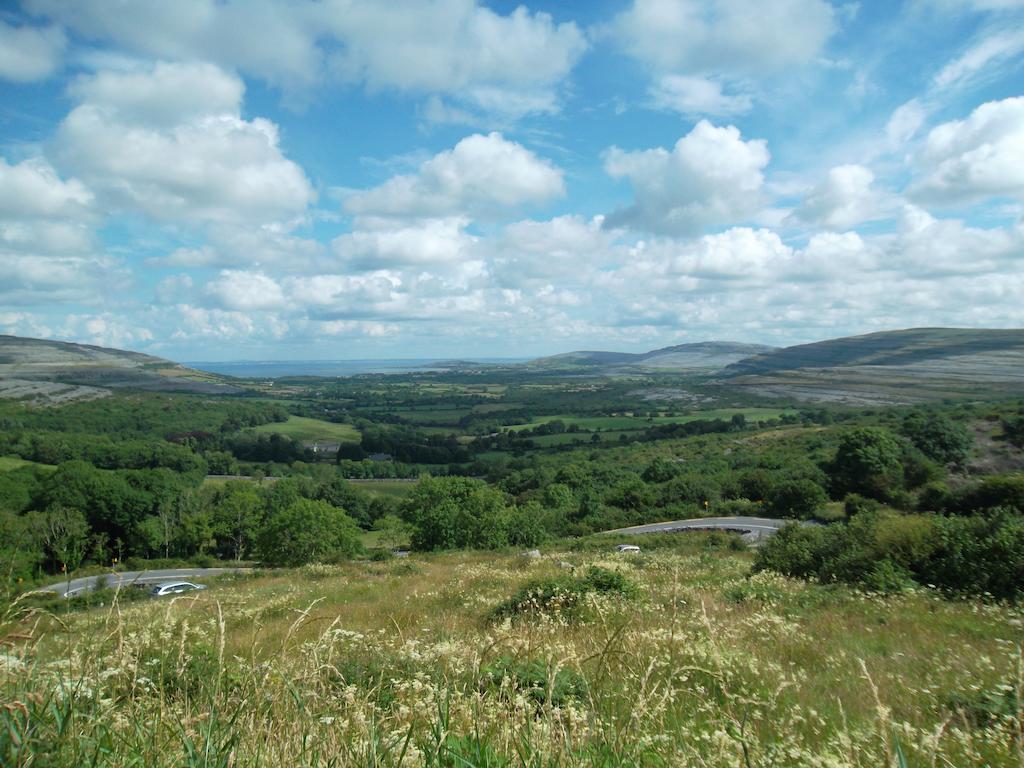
[0,335,240,401]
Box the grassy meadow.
[252,415,361,444]
[3,540,1022,767]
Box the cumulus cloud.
[911,96,1024,204]
[603,121,769,235]
[0,156,117,307]
[27,0,586,116]
[54,61,314,225]
[321,0,586,116]
[647,75,752,117]
[792,164,886,229]
[203,270,287,311]
[333,217,478,269]
[344,132,564,218]
[0,157,93,219]
[490,215,621,287]
[610,0,835,75]
[0,20,65,82]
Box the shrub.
[827,427,906,501]
[900,411,972,465]
[491,566,637,621]
[755,510,1024,600]
[257,498,363,566]
[480,656,587,707]
[843,493,881,517]
[766,479,828,519]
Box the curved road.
[39,567,249,597]
[607,515,802,542]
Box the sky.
[1,0,1023,361]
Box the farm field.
[251,415,360,443]
[346,478,419,498]
[6,544,1022,766]
[507,407,794,432]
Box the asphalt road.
[39,567,249,597]
[607,515,799,540]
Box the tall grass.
[2,548,1022,766]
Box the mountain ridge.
[0,334,240,400]
[529,341,777,371]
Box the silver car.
[149,581,207,596]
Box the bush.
[766,479,828,519]
[257,498,363,566]
[754,510,1024,600]
[491,566,638,621]
[900,412,972,465]
[480,656,587,707]
[827,427,906,501]
[843,493,881,517]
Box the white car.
[149,581,207,596]
[615,544,641,553]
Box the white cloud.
[0,20,65,82]
[0,157,115,307]
[648,75,752,117]
[333,217,478,269]
[54,61,314,224]
[911,96,1024,204]
[67,61,244,127]
[344,132,564,218]
[27,0,586,115]
[603,120,769,235]
[321,0,586,116]
[490,215,621,287]
[609,0,835,76]
[934,29,1024,90]
[204,270,287,311]
[792,164,886,229]
[64,313,154,349]
[0,157,93,219]
[886,99,929,148]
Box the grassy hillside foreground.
[3,543,1022,767]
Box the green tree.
[373,514,413,551]
[210,481,262,561]
[257,499,362,566]
[900,412,972,465]
[828,427,906,501]
[766,479,827,519]
[400,475,515,551]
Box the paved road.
[607,515,799,541]
[39,567,249,597]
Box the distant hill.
[530,341,777,372]
[720,328,1024,405]
[0,335,240,402]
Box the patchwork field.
[252,415,360,443]
[507,407,793,432]
[4,544,1022,766]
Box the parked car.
[149,581,207,597]
[615,544,641,553]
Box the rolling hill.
[0,335,240,402]
[720,328,1024,404]
[529,341,777,372]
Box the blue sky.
[1,0,1023,361]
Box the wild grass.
[251,415,360,444]
[2,546,1023,766]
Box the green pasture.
[251,415,360,443]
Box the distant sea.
[185,358,528,378]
